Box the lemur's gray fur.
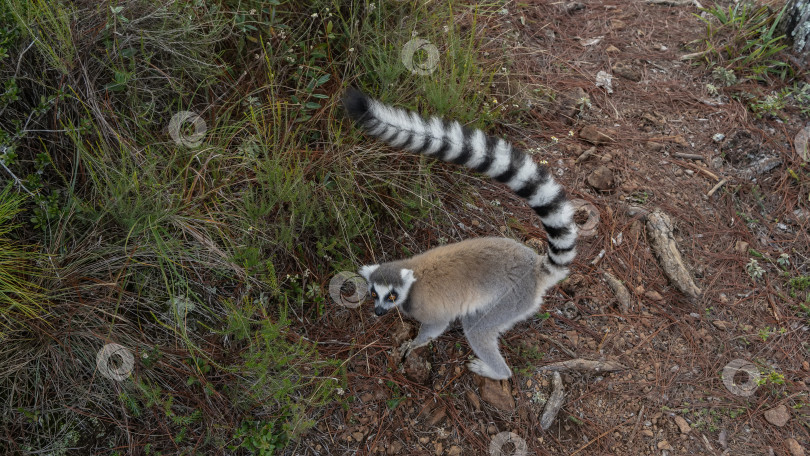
[344,89,577,380]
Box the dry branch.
[645,210,702,299]
[540,372,565,430]
[604,271,633,312]
[538,358,628,373]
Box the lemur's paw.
[467,359,511,380]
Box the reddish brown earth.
[298,1,810,455]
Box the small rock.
[587,165,616,191]
[427,407,446,426]
[642,429,654,437]
[645,290,664,302]
[658,439,674,451]
[564,1,586,13]
[647,141,665,152]
[487,424,498,435]
[579,125,617,145]
[764,404,790,427]
[419,437,430,444]
[392,321,414,346]
[609,19,626,30]
[447,445,462,456]
[673,415,691,434]
[353,432,365,442]
[712,320,730,331]
[565,330,579,348]
[802,361,809,371]
[735,240,749,253]
[787,438,806,456]
[360,392,374,402]
[476,377,515,411]
[612,61,641,82]
[387,441,404,455]
[403,350,431,384]
[606,45,621,53]
[434,442,443,455]
[712,133,725,142]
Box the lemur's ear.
[400,268,416,286]
[358,264,379,281]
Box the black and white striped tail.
[343,88,577,267]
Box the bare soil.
[295,1,810,455]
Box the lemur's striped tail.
[343,88,577,267]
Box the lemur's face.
[359,265,416,316]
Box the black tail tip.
[342,87,371,122]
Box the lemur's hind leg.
[461,315,512,380]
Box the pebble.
[787,438,806,456]
[764,404,790,427]
[673,416,691,434]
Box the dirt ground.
[294,1,809,455]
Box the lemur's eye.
[388,292,398,302]
[371,291,378,299]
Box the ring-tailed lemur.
[343,88,577,380]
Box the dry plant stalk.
[540,371,565,430]
[645,210,702,299]
[538,359,628,373]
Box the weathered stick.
[645,210,702,298]
[706,178,728,197]
[538,358,628,373]
[604,271,633,312]
[540,371,565,430]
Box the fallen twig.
[537,333,577,358]
[538,358,628,373]
[540,371,565,430]
[673,152,704,161]
[646,210,702,298]
[706,178,728,197]
[604,271,633,312]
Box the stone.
[587,165,616,191]
[353,432,365,442]
[447,446,462,456]
[579,125,617,145]
[658,439,674,451]
[735,240,749,254]
[403,349,431,384]
[564,2,586,13]
[387,440,404,454]
[712,320,730,331]
[612,61,641,82]
[427,406,446,426]
[673,415,691,434]
[434,442,443,455]
[644,290,664,302]
[609,19,626,31]
[764,404,790,427]
[476,376,515,411]
[787,438,806,456]
[606,45,621,53]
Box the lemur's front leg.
[400,321,450,361]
